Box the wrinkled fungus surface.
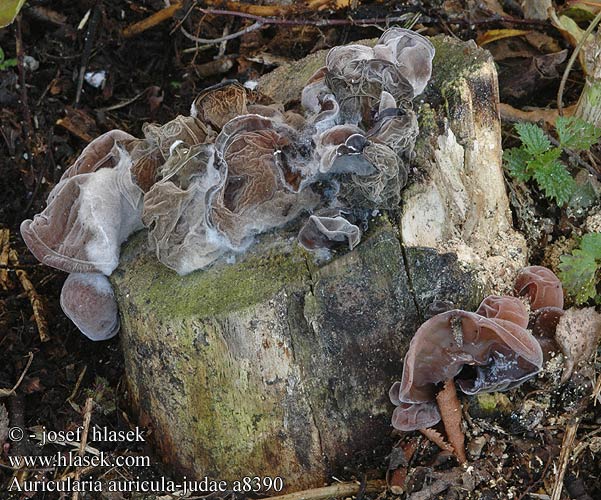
[21,28,434,338]
[60,273,120,341]
[390,267,567,432]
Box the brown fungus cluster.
[20,28,434,339]
[389,266,568,462]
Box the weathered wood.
[111,36,526,491]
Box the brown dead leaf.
[524,31,563,53]
[555,307,601,383]
[477,29,531,46]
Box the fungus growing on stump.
[389,267,570,463]
[20,28,435,341]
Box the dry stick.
[0,352,34,397]
[557,10,601,115]
[264,480,385,500]
[67,365,88,404]
[9,249,50,342]
[0,229,10,290]
[72,397,94,500]
[75,2,102,105]
[551,418,581,500]
[196,7,412,27]
[122,1,183,38]
[180,21,264,44]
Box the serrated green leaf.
[530,149,575,205]
[0,0,26,28]
[559,250,599,304]
[515,122,551,156]
[503,147,532,181]
[556,116,601,151]
[580,232,601,259]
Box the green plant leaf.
[580,232,601,259]
[0,0,26,29]
[556,116,601,151]
[529,148,575,205]
[503,147,532,181]
[515,122,551,156]
[559,250,599,304]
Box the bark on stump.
[111,36,526,491]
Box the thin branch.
[0,352,34,398]
[265,480,384,500]
[180,21,264,44]
[196,7,415,27]
[558,10,601,115]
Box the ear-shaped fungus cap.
[21,148,143,276]
[60,273,120,341]
[476,295,529,329]
[515,266,564,310]
[58,130,135,181]
[390,309,543,430]
[142,143,227,275]
[211,114,319,248]
[376,27,435,97]
[298,208,362,251]
[191,81,249,130]
[128,115,209,192]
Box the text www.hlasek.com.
[8,451,150,469]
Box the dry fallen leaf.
[555,307,601,382]
[477,29,531,47]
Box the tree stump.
[111,36,526,491]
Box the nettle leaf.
[559,250,599,304]
[0,0,26,29]
[530,148,574,205]
[503,147,532,181]
[556,116,601,151]
[580,232,601,259]
[515,122,551,156]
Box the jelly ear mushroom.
[298,209,362,251]
[60,273,120,341]
[476,295,529,329]
[376,27,435,97]
[21,147,143,275]
[391,309,543,424]
[191,81,249,130]
[515,266,564,310]
[58,129,135,181]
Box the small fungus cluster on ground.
[389,265,587,464]
[20,28,435,339]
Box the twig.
[75,1,102,105]
[196,8,415,27]
[9,249,50,342]
[180,21,264,44]
[15,14,32,144]
[0,229,11,290]
[67,365,88,405]
[0,352,34,398]
[551,418,581,500]
[72,397,94,500]
[122,1,183,38]
[558,10,601,115]
[264,480,384,500]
